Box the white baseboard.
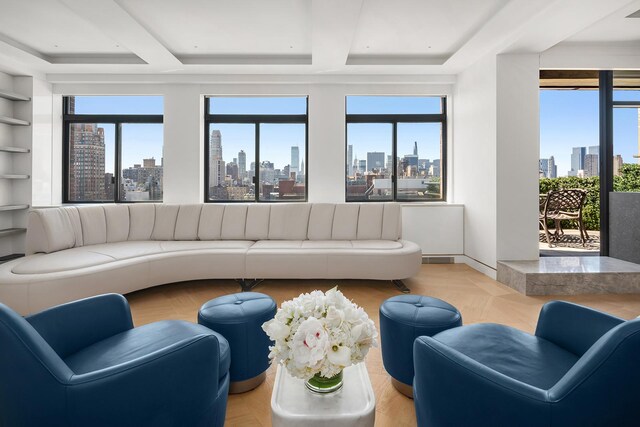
[454,255,497,280]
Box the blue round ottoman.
[198,292,276,394]
[380,295,462,398]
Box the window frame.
[62,96,164,203]
[204,96,309,203]
[345,96,448,202]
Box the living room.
[1,0,639,426]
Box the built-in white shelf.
[0,146,30,153]
[0,89,30,102]
[0,228,26,238]
[0,116,30,126]
[0,204,29,212]
[0,174,30,179]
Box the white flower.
[291,317,328,367]
[261,287,378,380]
[327,344,352,367]
[262,319,290,341]
[325,306,344,328]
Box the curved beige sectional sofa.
[0,203,421,314]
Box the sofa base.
[392,279,410,293]
[238,279,264,292]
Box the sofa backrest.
[26,203,402,254]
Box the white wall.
[496,54,540,262]
[453,54,498,270]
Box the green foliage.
[539,164,640,231]
[613,163,640,192]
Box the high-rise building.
[367,152,385,172]
[347,145,353,176]
[238,150,247,182]
[358,159,366,174]
[539,156,557,178]
[209,130,225,187]
[143,157,156,168]
[386,155,393,172]
[570,146,586,175]
[69,123,107,201]
[413,141,418,156]
[291,146,300,178]
[584,153,599,177]
[614,154,624,176]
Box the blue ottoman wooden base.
[198,292,277,394]
[380,295,462,398]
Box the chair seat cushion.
[64,320,230,381]
[433,323,579,390]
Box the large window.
[205,97,308,202]
[63,96,164,202]
[345,96,447,202]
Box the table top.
[271,363,375,427]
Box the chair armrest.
[413,336,550,427]
[26,294,134,359]
[66,333,222,426]
[535,301,624,356]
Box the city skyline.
[540,90,639,177]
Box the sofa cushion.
[12,248,114,274]
[268,204,311,240]
[433,323,579,390]
[332,204,360,240]
[78,206,107,246]
[174,205,202,240]
[103,205,130,243]
[26,209,76,254]
[64,320,230,381]
[308,204,335,240]
[85,241,164,260]
[198,204,225,240]
[152,205,179,241]
[61,207,83,248]
[250,240,303,249]
[128,204,155,241]
[357,204,384,240]
[245,204,270,240]
[301,240,353,249]
[351,240,403,250]
[158,241,254,251]
[221,204,248,240]
[382,203,402,240]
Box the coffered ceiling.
[0,0,638,77]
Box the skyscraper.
[413,141,418,156]
[584,153,599,177]
[347,145,353,176]
[570,146,586,175]
[367,152,385,172]
[209,130,225,187]
[69,123,107,201]
[539,156,557,178]
[291,146,300,178]
[238,150,247,182]
[614,154,624,176]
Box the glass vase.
[305,370,343,394]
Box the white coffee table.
[271,363,376,427]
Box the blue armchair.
[0,294,230,427]
[413,301,640,427]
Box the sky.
[540,90,640,176]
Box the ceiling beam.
[59,0,181,67]
[311,0,364,71]
[445,0,638,72]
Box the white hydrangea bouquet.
[262,287,377,392]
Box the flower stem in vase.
[305,370,343,394]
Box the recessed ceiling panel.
[117,0,312,56]
[349,0,507,57]
[0,0,129,54]
[565,8,640,43]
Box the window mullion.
[255,122,260,203]
[115,122,122,203]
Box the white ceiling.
[0,0,638,77]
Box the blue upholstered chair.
[413,301,640,427]
[0,294,230,427]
